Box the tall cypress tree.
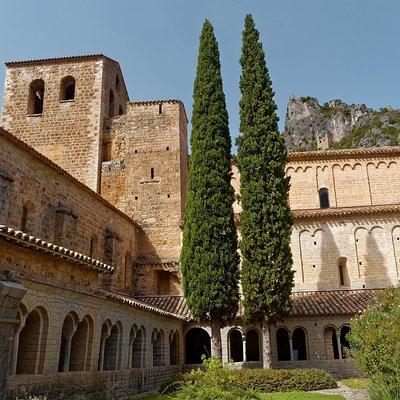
[236,14,294,368]
[181,20,240,359]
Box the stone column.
[242,334,247,363]
[289,339,294,361]
[336,329,343,359]
[0,279,27,400]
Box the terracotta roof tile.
[137,289,382,321]
[5,54,114,67]
[136,295,192,320]
[0,225,114,274]
[292,203,400,220]
[104,292,188,321]
[288,146,400,162]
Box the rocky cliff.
[284,96,400,151]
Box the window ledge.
[27,113,43,117]
[59,99,75,103]
[140,179,160,184]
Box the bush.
[348,289,400,400]
[233,368,337,392]
[161,358,337,396]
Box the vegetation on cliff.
[181,20,240,360]
[331,107,400,149]
[236,14,294,367]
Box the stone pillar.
[289,339,294,361]
[242,334,247,363]
[0,279,27,400]
[336,329,343,359]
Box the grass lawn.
[141,392,344,400]
[341,378,369,390]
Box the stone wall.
[1,55,129,192]
[101,101,188,264]
[292,215,400,291]
[0,128,139,294]
[7,366,182,400]
[286,149,400,210]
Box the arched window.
[276,328,291,361]
[340,326,351,359]
[228,329,243,362]
[16,307,48,374]
[169,330,179,365]
[100,321,122,371]
[60,76,75,101]
[319,188,330,209]
[185,328,211,364]
[131,326,145,368]
[70,315,93,371]
[58,313,76,372]
[324,326,339,360]
[292,328,307,360]
[89,235,97,258]
[109,90,115,117]
[28,79,45,115]
[245,330,260,362]
[152,329,164,366]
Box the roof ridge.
[5,54,118,66]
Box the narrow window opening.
[21,205,28,232]
[118,105,123,115]
[109,90,115,117]
[150,168,155,180]
[319,188,330,208]
[166,146,170,151]
[158,104,162,114]
[28,79,45,115]
[115,76,120,92]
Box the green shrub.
[161,358,337,395]
[233,368,337,392]
[348,289,400,400]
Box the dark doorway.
[246,330,260,361]
[229,329,243,362]
[276,328,291,361]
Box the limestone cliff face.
[284,96,400,151]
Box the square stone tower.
[1,54,129,192]
[101,100,188,263]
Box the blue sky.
[1,0,399,147]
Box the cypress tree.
[181,20,240,359]
[236,14,294,368]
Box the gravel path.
[315,381,369,400]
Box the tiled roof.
[136,295,192,320]
[288,146,400,162]
[292,203,400,220]
[5,54,114,67]
[104,292,189,321]
[290,289,382,317]
[137,289,382,321]
[0,225,114,274]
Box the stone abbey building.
[0,54,398,399]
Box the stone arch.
[28,79,45,115]
[169,330,179,366]
[130,325,145,368]
[324,325,339,360]
[245,329,260,362]
[276,327,290,361]
[337,256,349,287]
[339,325,351,359]
[60,75,76,101]
[292,327,307,360]
[16,306,48,374]
[70,314,94,371]
[152,328,164,366]
[228,328,243,362]
[185,327,211,364]
[318,187,330,208]
[99,320,122,371]
[58,312,78,372]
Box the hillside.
[284,96,400,151]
